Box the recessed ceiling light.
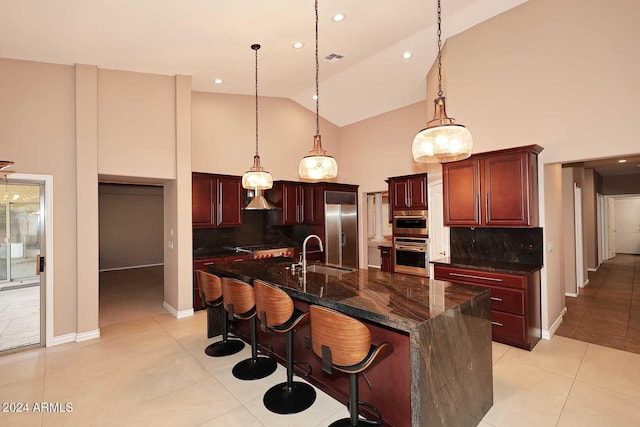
[402,51,412,59]
[333,13,345,22]
[312,95,318,100]
[293,41,304,49]
[618,159,627,163]
[214,78,223,84]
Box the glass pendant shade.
[298,135,338,179]
[412,96,472,163]
[242,155,273,190]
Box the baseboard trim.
[580,278,590,288]
[99,263,164,273]
[76,329,100,342]
[163,301,194,319]
[51,332,76,347]
[587,267,597,272]
[542,307,568,340]
[565,292,579,297]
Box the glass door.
[0,182,43,352]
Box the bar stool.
[308,305,393,427]
[253,279,316,414]
[221,277,277,380]
[195,271,244,357]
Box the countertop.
[430,256,543,275]
[208,258,489,333]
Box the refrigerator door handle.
[340,232,346,247]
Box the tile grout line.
[553,341,591,426]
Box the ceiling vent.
[322,53,344,63]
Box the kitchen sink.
[306,264,354,276]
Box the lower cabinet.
[433,265,541,350]
[193,255,251,310]
[379,245,392,273]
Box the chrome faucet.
[299,234,324,288]
[302,234,323,272]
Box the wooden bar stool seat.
[195,271,244,357]
[254,279,316,414]
[309,305,394,427]
[222,277,277,380]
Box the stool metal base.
[263,381,317,414]
[329,418,378,427]
[204,339,245,357]
[232,356,277,380]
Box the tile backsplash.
[449,227,543,266]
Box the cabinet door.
[281,183,301,225]
[192,177,214,226]
[391,180,409,210]
[483,152,529,226]
[302,184,316,224]
[407,176,427,209]
[216,176,242,227]
[443,159,481,226]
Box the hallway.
[556,254,640,354]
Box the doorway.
[98,183,165,327]
[0,181,45,352]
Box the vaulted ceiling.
[0,0,529,126]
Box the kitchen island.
[208,258,492,427]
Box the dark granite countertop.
[208,258,489,333]
[430,256,543,275]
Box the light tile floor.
[2,267,640,426]
[0,285,40,352]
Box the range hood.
[244,189,279,210]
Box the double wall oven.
[393,210,429,276]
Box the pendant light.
[298,0,338,180]
[242,44,273,191]
[412,0,473,163]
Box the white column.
[375,192,384,241]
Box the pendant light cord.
[436,0,443,98]
[315,0,320,135]
[254,44,260,157]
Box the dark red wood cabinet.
[379,245,393,272]
[434,264,541,350]
[269,181,317,225]
[192,173,242,228]
[442,145,542,227]
[388,174,428,211]
[192,255,251,310]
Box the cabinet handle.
[490,296,503,302]
[449,272,503,282]
[491,321,504,327]
[217,182,223,225]
[474,193,480,222]
[203,262,216,266]
[485,194,489,224]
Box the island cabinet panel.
[192,173,242,228]
[388,174,428,211]
[442,145,542,227]
[434,264,540,350]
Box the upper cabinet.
[192,173,242,228]
[443,145,543,227]
[388,174,428,211]
[269,181,316,225]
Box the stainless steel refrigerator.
[324,190,358,268]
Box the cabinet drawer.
[433,265,525,289]
[487,286,524,315]
[491,311,526,342]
